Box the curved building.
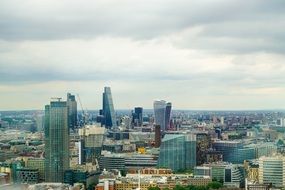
[153,100,172,132]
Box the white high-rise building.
[259,155,285,187]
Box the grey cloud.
[0,0,284,41]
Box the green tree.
[174,185,186,190]
[207,181,223,189]
[148,186,161,190]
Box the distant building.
[132,107,143,127]
[101,87,117,129]
[78,125,105,164]
[165,102,172,130]
[16,168,39,184]
[27,183,72,189]
[27,158,45,181]
[67,93,77,131]
[64,169,98,188]
[213,141,277,164]
[153,100,172,132]
[194,166,211,177]
[259,156,285,187]
[223,165,244,188]
[44,99,69,182]
[158,133,196,171]
[154,125,161,148]
[99,152,158,171]
[99,154,125,171]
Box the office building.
[213,141,246,164]
[259,156,285,187]
[155,125,161,148]
[16,168,39,184]
[224,165,244,188]
[44,99,69,182]
[132,107,143,127]
[194,166,211,177]
[158,133,196,171]
[99,154,125,171]
[165,102,172,130]
[101,87,117,129]
[153,100,172,132]
[67,93,77,131]
[78,125,105,163]
[26,158,45,181]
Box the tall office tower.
[165,102,172,130]
[133,107,143,126]
[158,133,196,171]
[67,93,77,131]
[153,100,166,132]
[102,87,117,129]
[259,156,285,187]
[44,99,69,182]
[153,100,172,132]
[154,125,161,148]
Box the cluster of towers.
[44,87,172,182]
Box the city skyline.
[1,0,285,110]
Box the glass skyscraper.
[133,107,143,126]
[158,133,196,171]
[67,93,77,131]
[44,100,69,182]
[165,102,172,130]
[102,87,117,129]
[153,100,172,132]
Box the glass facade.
[102,87,117,128]
[67,93,77,131]
[158,134,196,171]
[259,156,285,187]
[153,100,172,132]
[45,101,69,182]
[213,141,277,164]
[165,103,172,130]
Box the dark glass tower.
[102,87,117,129]
[165,102,172,130]
[45,99,69,182]
[67,93,77,131]
[133,107,143,126]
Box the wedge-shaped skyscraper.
[102,87,117,129]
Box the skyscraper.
[153,100,172,132]
[44,99,69,182]
[165,102,172,130]
[132,107,143,126]
[67,93,77,131]
[102,87,117,129]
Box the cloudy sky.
[0,0,285,110]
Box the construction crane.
[77,94,89,126]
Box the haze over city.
[1,0,285,110]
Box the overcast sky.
[0,0,285,110]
